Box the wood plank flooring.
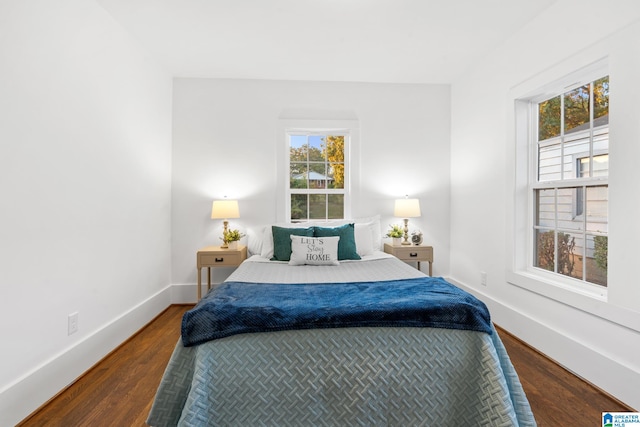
[18,305,191,427]
[19,305,633,426]
[496,325,632,425]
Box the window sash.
[285,131,350,222]
[528,75,609,288]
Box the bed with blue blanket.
[148,253,535,426]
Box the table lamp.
[394,197,421,245]
[211,199,240,248]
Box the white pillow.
[246,226,265,256]
[260,222,311,259]
[289,235,340,266]
[354,215,382,250]
[354,222,375,256]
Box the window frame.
[287,131,349,222]
[529,75,609,288]
[277,119,359,223]
[509,58,609,302]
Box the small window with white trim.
[532,75,609,287]
[286,131,349,222]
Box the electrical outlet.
[480,271,487,286]
[68,312,79,335]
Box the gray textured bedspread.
[148,256,535,426]
[147,326,535,426]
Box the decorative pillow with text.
[289,235,340,266]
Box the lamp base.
[220,220,229,248]
[402,218,411,245]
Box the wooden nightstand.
[197,245,247,300]
[384,243,433,276]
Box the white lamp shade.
[211,200,240,219]
[394,198,421,218]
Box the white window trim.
[508,58,610,303]
[507,52,640,333]
[276,119,360,223]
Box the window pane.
[586,235,608,286]
[327,194,344,219]
[539,96,561,140]
[535,189,555,228]
[535,229,555,272]
[593,76,609,124]
[538,142,562,181]
[557,231,581,280]
[308,135,324,161]
[309,194,326,220]
[291,194,307,220]
[586,185,608,233]
[308,164,327,189]
[593,127,609,152]
[290,163,308,189]
[290,135,308,160]
[592,154,608,177]
[324,136,345,189]
[557,187,581,230]
[327,164,340,189]
[564,84,590,135]
[563,134,590,179]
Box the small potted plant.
[386,224,404,246]
[222,229,245,249]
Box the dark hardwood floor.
[496,325,632,425]
[18,305,191,427]
[18,305,633,426]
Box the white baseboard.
[0,286,172,427]
[447,276,640,411]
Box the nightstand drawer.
[198,252,243,267]
[385,244,433,262]
[393,246,433,261]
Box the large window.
[287,132,348,222]
[532,76,609,287]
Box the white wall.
[171,79,451,291]
[0,1,173,425]
[450,0,640,409]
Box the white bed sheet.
[228,251,425,284]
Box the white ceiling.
[97,0,556,84]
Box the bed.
[148,222,536,426]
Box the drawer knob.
[410,253,418,257]
[215,257,224,262]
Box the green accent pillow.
[271,226,314,261]
[313,223,361,260]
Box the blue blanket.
[182,276,491,347]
